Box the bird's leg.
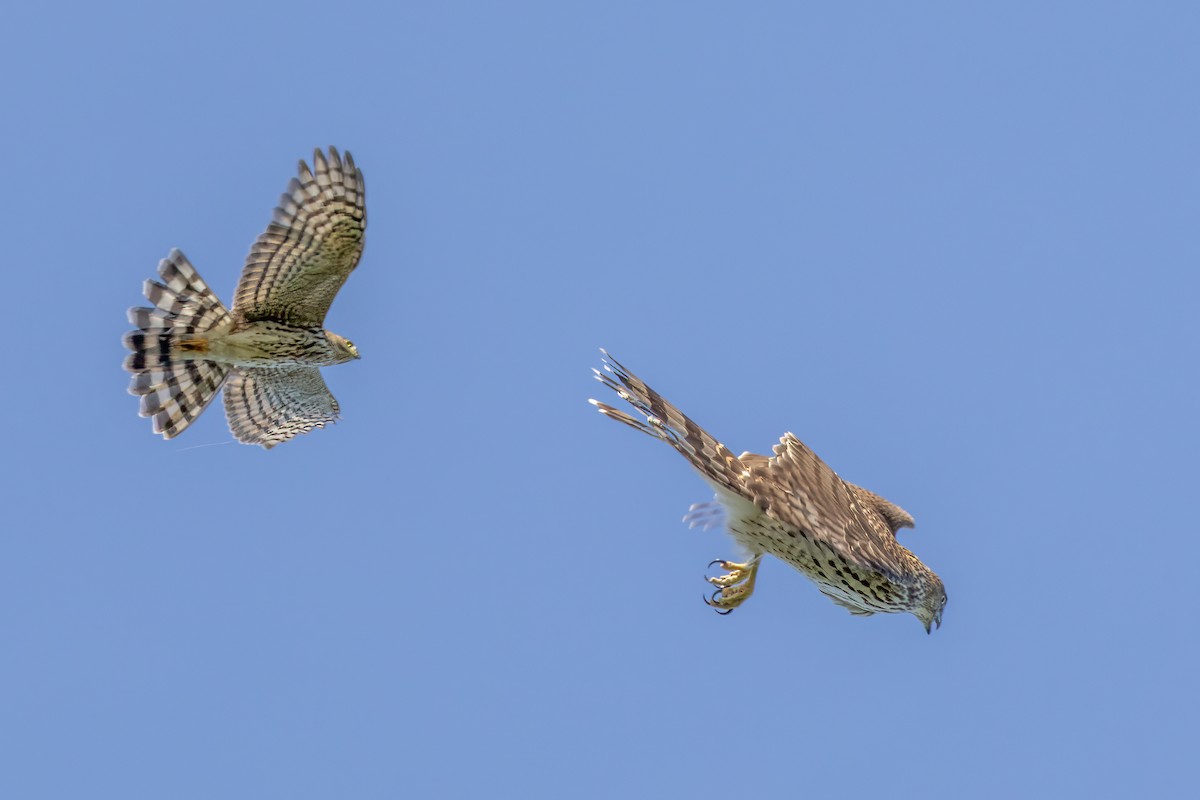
[704,556,761,613]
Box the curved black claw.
[703,589,734,615]
[708,559,725,569]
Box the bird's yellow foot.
[704,557,760,614]
[682,501,724,531]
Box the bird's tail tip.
[124,249,233,439]
[127,360,230,440]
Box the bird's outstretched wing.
[223,366,340,449]
[232,147,366,327]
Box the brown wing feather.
[232,147,366,327]
[745,433,911,584]
[848,484,915,536]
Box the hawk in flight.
[124,147,366,448]
[590,350,947,632]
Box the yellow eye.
[345,340,355,349]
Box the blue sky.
[1,2,1197,797]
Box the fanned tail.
[589,349,748,492]
[123,249,233,439]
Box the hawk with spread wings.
[123,147,366,448]
[590,350,947,632]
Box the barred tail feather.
[124,249,234,439]
[590,349,748,491]
[136,360,232,439]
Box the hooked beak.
[924,609,944,634]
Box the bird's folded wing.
[745,433,903,582]
[847,484,915,536]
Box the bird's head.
[326,331,362,363]
[915,571,947,634]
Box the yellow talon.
[704,557,761,612]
